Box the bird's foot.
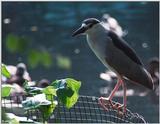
[98,97,127,116]
[98,97,114,111]
[115,103,127,117]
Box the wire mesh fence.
[2,95,147,123]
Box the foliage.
[28,49,52,69]
[2,64,11,78]
[22,94,53,110]
[2,85,13,97]
[6,34,29,53]
[5,33,72,70]
[56,55,71,70]
[22,78,81,122]
[52,78,81,108]
[2,63,81,123]
[5,113,34,124]
[2,64,12,97]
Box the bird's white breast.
[86,24,115,71]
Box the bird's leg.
[98,78,123,110]
[117,81,127,115]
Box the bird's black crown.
[82,18,100,26]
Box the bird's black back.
[108,31,143,66]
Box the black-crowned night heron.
[6,63,30,86]
[72,18,153,114]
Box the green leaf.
[66,78,81,93]
[22,93,57,122]
[6,34,29,53]
[56,78,81,109]
[2,64,11,78]
[9,118,19,124]
[39,103,57,121]
[28,49,52,68]
[28,49,41,68]
[56,55,71,70]
[26,87,43,95]
[41,51,52,68]
[50,79,66,89]
[50,80,59,89]
[2,85,13,97]
[42,86,57,101]
[43,86,57,96]
[22,94,52,110]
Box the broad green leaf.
[28,49,52,68]
[66,78,81,92]
[50,80,59,89]
[56,55,71,70]
[28,49,41,68]
[50,79,67,89]
[39,102,57,121]
[6,34,29,53]
[41,51,52,68]
[25,86,43,95]
[9,118,19,124]
[2,64,11,78]
[56,78,81,109]
[22,93,57,122]
[22,94,51,110]
[43,86,57,97]
[2,85,13,97]
[6,113,33,123]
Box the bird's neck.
[86,23,107,37]
[86,23,107,42]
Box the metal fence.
[2,95,147,123]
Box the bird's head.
[16,63,26,77]
[72,18,100,37]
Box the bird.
[6,63,30,87]
[72,18,153,114]
[2,63,31,84]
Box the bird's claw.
[116,104,127,117]
[98,97,114,111]
[98,97,126,116]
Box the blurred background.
[2,2,159,123]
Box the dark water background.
[2,2,159,123]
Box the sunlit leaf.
[6,34,29,53]
[56,78,81,109]
[22,94,52,110]
[56,55,71,70]
[25,86,43,95]
[28,49,41,68]
[2,64,11,78]
[22,93,57,122]
[50,79,67,89]
[2,85,13,97]
[66,78,81,93]
[6,113,34,123]
[28,49,52,68]
[9,118,19,124]
[39,103,57,121]
[43,86,57,101]
[41,50,52,68]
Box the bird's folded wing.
[108,31,143,66]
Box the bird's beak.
[72,25,87,37]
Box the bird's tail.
[129,67,154,90]
[142,68,154,90]
[141,68,154,90]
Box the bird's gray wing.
[108,31,143,66]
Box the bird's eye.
[88,23,93,28]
